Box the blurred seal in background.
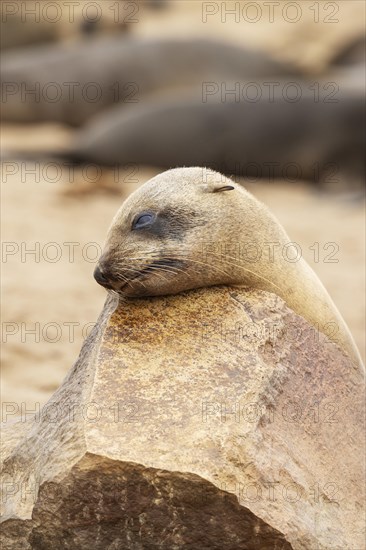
[1,37,299,126]
[67,88,365,190]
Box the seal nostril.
[94,265,110,286]
[94,265,119,290]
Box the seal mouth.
[118,258,186,291]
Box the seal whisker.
[138,265,181,279]
[137,254,233,281]
[168,252,283,294]
[146,262,196,280]
[114,264,173,288]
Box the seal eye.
[132,212,155,230]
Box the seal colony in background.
[94,167,364,372]
[1,36,298,126]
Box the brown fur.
[96,167,363,371]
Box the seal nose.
[94,265,114,289]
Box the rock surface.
[1,287,364,549]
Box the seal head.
[94,167,236,297]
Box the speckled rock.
[1,287,364,549]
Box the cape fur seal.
[1,37,297,126]
[70,90,364,187]
[94,167,364,371]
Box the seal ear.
[201,184,235,193]
[212,185,235,193]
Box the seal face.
[94,168,237,297]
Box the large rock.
[1,287,364,549]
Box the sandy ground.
[1,0,365,413]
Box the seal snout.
[93,264,116,290]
